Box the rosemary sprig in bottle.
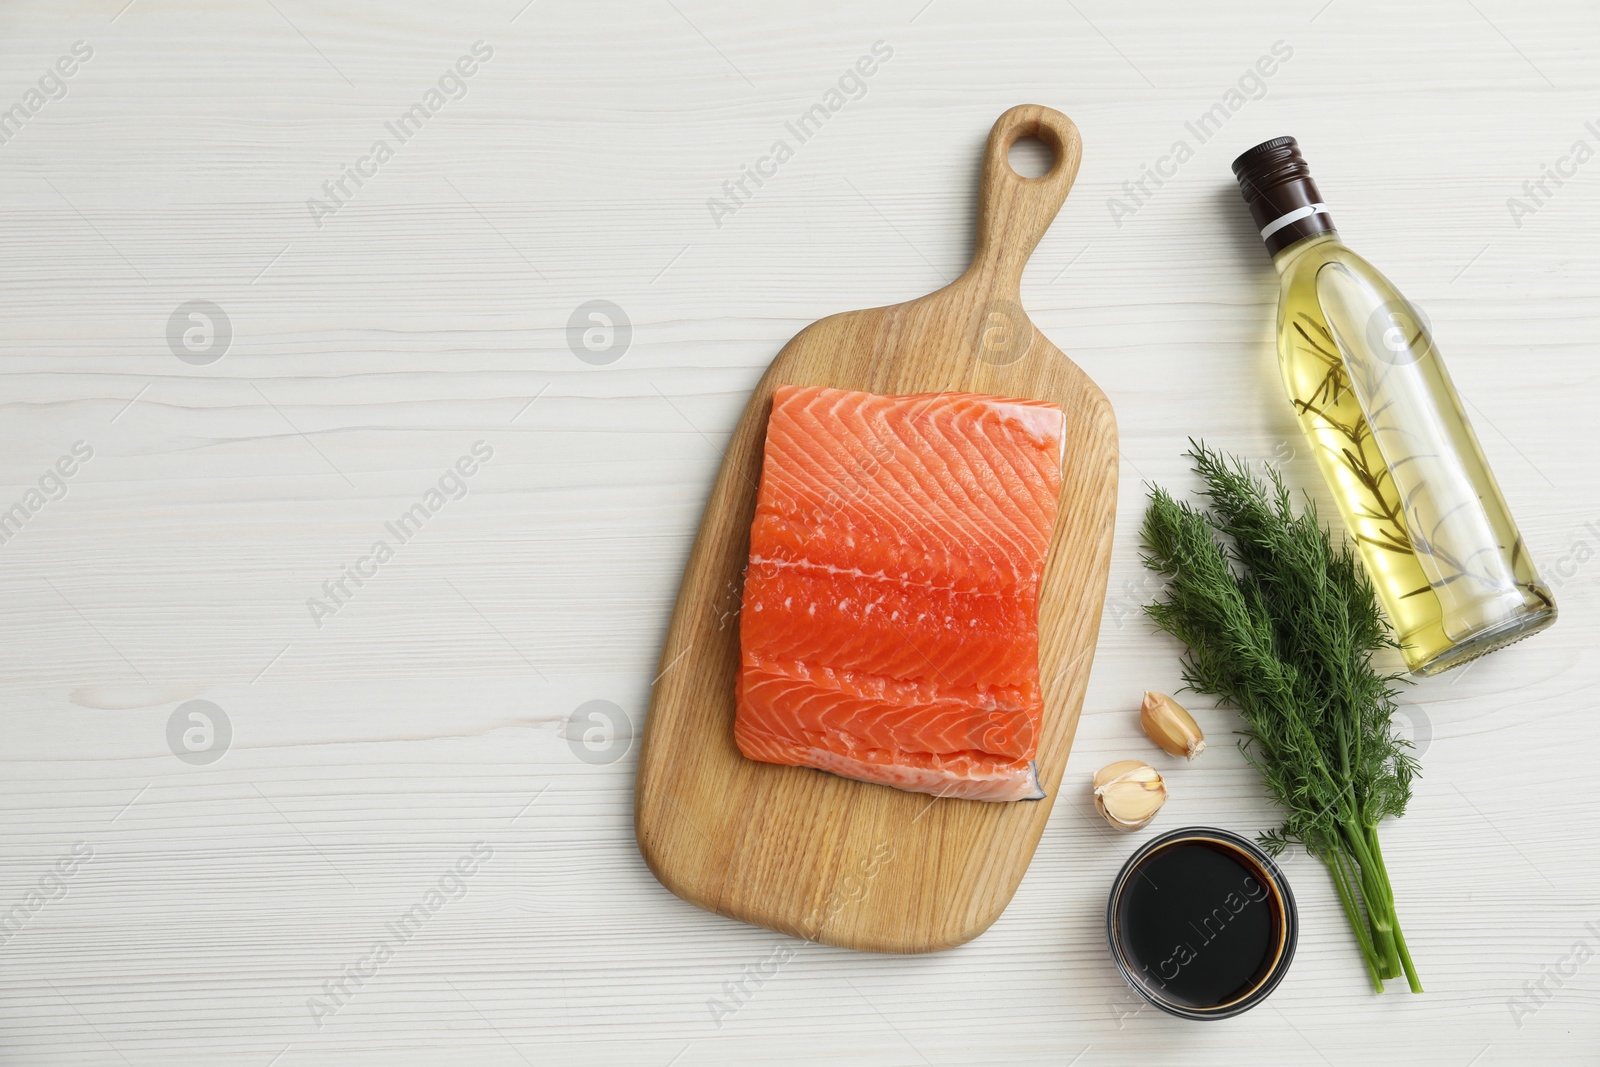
[1141,443,1423,993]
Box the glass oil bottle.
[1232,137,1556,674]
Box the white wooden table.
[3,1,1597,1063]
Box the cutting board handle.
[967,105,1083,295]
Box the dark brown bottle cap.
[1232,137,1335,256]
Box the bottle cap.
[1232,137,1336,256]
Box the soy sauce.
[1106,828,1297,1019]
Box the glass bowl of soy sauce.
[1106,827,1298,1020]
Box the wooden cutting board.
[634,104,1117,953]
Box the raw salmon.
[734,384,1065,802]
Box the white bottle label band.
[1259,203,1329,241]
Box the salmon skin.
[734,384,1066,802]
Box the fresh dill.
[1140,442,1422,993]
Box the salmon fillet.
[734,384,1065,802]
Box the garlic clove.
[1141,691,1207,761]
[1092,759,1168,832]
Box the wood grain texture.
[635,105,1118,953]
[2,0,1599,1063]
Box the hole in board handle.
[1006,134,1054,179]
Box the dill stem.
[1365,828,1423,993]
[1323,849,1383,992]
[1341,820,1401,980]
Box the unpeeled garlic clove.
[1141,691,1206,761]
[1092,759,1167,832]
